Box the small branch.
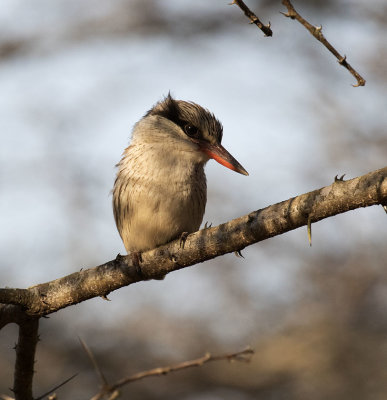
[13,317,39,400]
[115,347,254,387]
[90,347,254,400]
[231,0,272,37]
[0,166,386,317]
[281,0,365,87]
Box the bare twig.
[281,0,365,86]
[89,347,254,400]
[115,347,254,387]
[230,0,272,37]
[13,317,39,400]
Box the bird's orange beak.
[200,142,248,176]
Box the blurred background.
[1,0,387,398]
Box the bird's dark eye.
[184,124,199,137]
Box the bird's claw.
[130,251,143,276]
[204,221,212,229]
[179,232,189,249]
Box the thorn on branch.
[280,11,293,19]
[307,215,312,247]
[247,213,255,223]
[338,55,348,66]
[352,78,366,88]
[114,253,126,267]
[334,174,346,182]
[234,250,245,258]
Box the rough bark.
[0,166,386,318]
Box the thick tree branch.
[281,0,366,87]
[0,166,386,317]
[231,0,272,37]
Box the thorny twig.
[88,346,254,400]
[230,0,272,36]
[13,317,39,400]
[281,0,365,86]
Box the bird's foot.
[130,251,143,276]
[204,221,212,229]
[179,232,189,249]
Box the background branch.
[13,317,39,400]
[231,0,272,36]
[1,166,386,318]
[90,347,254,400]
[281,0,366,86]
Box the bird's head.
[132,94,248,176]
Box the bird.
[113,94,248,260]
